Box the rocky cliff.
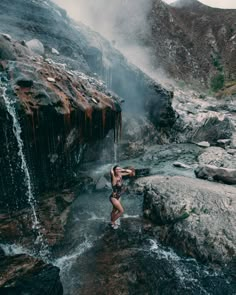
[148,0,236,89]
[0,35,121,211]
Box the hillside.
[148,0,236,90]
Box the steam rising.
[53,0,169,84]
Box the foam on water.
[1,84,49,259]
[54,238,93,290]
[147,239,228,294]
[0,243,34,257]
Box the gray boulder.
[26,39,44,55]
[195,165,236,184]
[135,175,236,264]
[198,146,234,168]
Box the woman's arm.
[120,168,135,177]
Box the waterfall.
[114,142,118,163]
[1,85,49,258]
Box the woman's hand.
[121,168,135,177]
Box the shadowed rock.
[0,36,121,211]
[195,165,236,184]
[0,254,63,295]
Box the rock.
[0,247,5,258]
[52,48,60,55]
[26,39,45,56]
[135,175,236,264]
[230,134,236,148]
[0,190,75,247]
[47,77,56,83]
[192,113,234,144]
[195,165,236,184]
[196,141,210,148]
[227,149,236,155]
[16,77,34,88]
[217,139,231,148]
[174,109,234,145]
[0,36,121,211]
[95,176,111,191]
[173,161,191,169]
[0,254,63,294]
[198,146,236,168]
[1,33,12,41]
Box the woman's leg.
[110,197,124,224]
[111,206,118,223]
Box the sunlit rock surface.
[195,165,236,184]
[135,175,236,264]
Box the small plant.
[210,73,225,92]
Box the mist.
[53,0,170,85]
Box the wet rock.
[196,141,210,148]
[173,161,191,169]
[26,39,44,56]
[0,254,63,294]
[136,175,236,264]
[96,176,111,191]
[0,0,176,134]
[16,77,33,88]
[0,190,75,248]
[52,48,59,55]
[0,37,121,211]
[195,165,236,184]
[1,33,12,41]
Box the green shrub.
[210,73,225,92]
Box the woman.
[110,165,134,229]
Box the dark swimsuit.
[110,177,124,200]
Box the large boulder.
[26,39,45,56]
[135,175,236,264]
[175,111,234,144]
[198,146,236,168]
[195,165,236,184]
[0,254,63,294]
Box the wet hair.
[111,165,120,182]
[113,165,119,173]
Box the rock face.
[0,254,63,294]
[0,0,176,128]
[0,189,75,248]
[135,175,236,264]
[0,35,121,211]
[195,165,236,184]
[198,146,236,168]
[171,88,235,144]
[148,0,236,88]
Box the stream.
[53,151,235,295]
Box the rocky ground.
[0,253,63,294]
[0,0,236,293]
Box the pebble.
[196,141,210,148]
[173,161,191,169]
[47,77,56,83]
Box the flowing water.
[1,85,49,259]
[52,161,235,295]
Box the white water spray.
[114,142,118,163]
[1,85,49,258]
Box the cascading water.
[114,142,118,163]
[1,84,49,259]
